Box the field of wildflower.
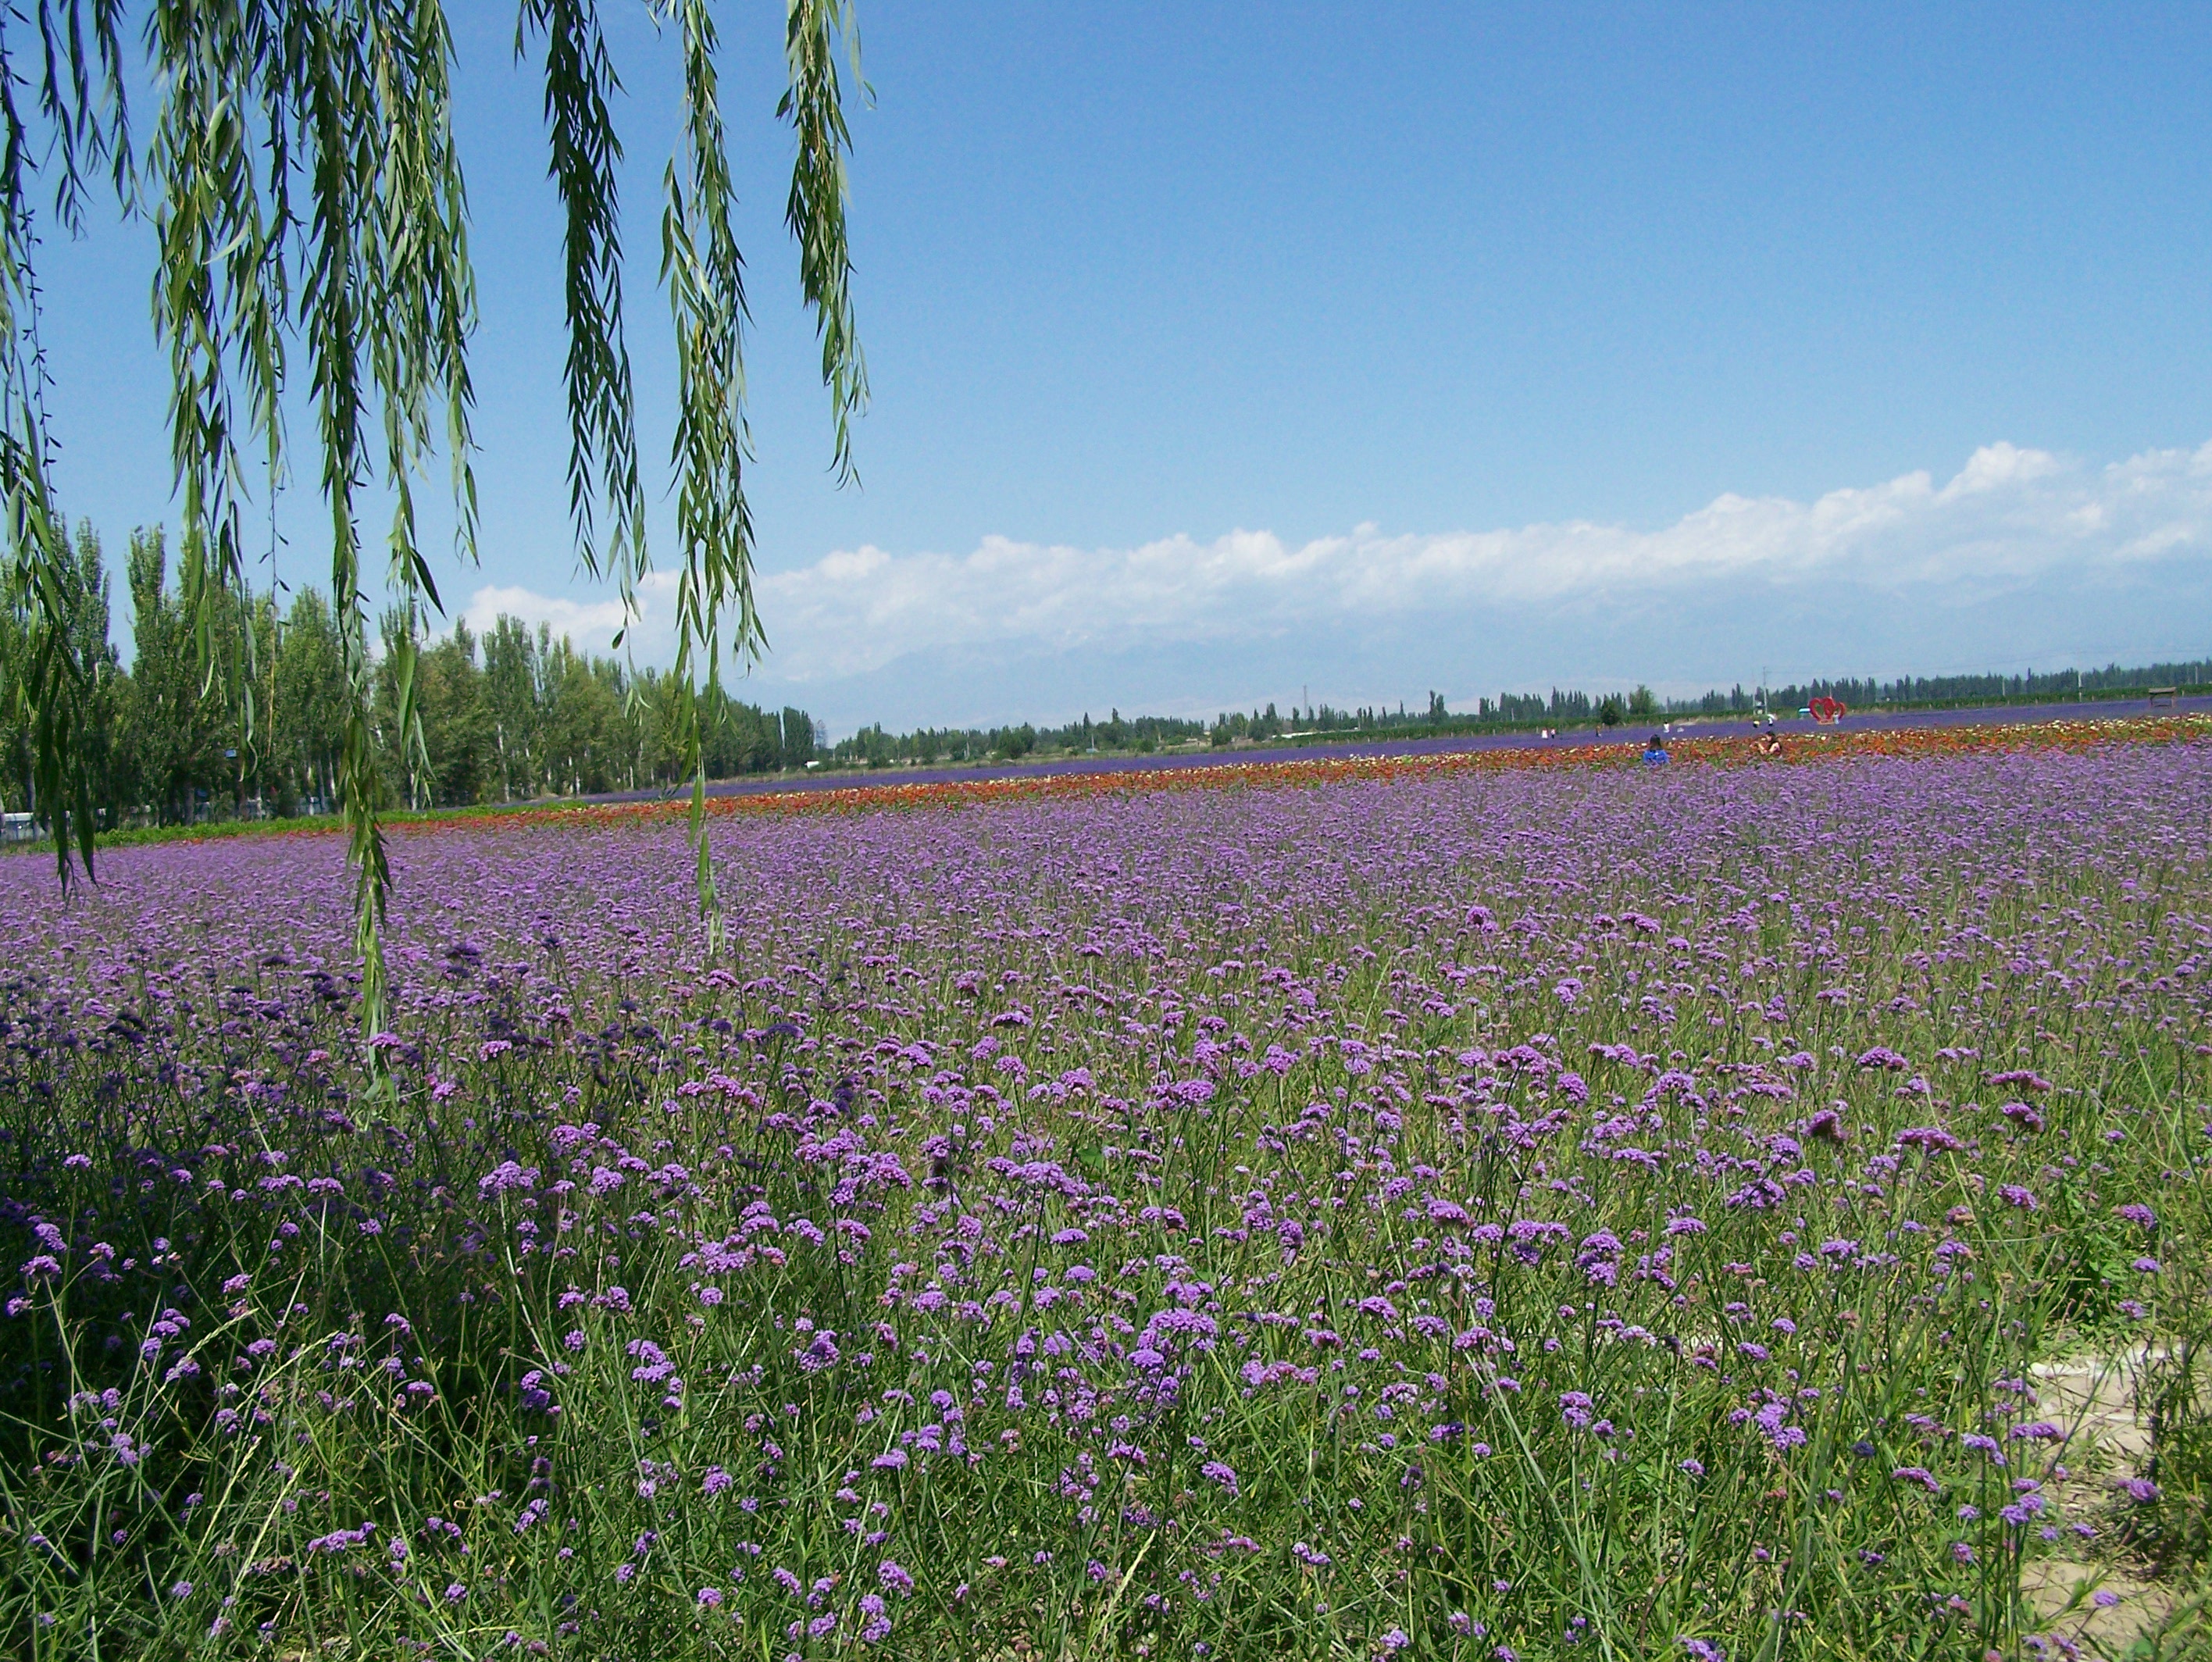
[3,726,2209,1660]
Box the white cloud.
[461,583,647,644]
[462,440,2212,695]
[1935,439,2064,500]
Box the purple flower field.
[4,740,2210,1658]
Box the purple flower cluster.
[1,736,2206,1657]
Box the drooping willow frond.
[661,0,752,954]
[0,1,865,1056]
[0,5,129,889]
[517,0,648,624]
[783,0,869,486]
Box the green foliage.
[2128,1279,2212,1572]
[2,551,818,826]
[0,0,866,1040]
[0,522,122,830]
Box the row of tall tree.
[0,525,819,828]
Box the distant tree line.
[830,708,1210,768]
[1748,662,2212,714]
[824,656,2212,771]
[1208,687,1664,742]
[0,524,819,828]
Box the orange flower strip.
[373,712,2209,837]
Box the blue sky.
[39,2,2212,733]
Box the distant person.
[1642,733,1669,766]
[1756,728,1782,758]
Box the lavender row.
[2,741,2208,1659]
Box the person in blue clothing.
[1642,733,1669,766]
